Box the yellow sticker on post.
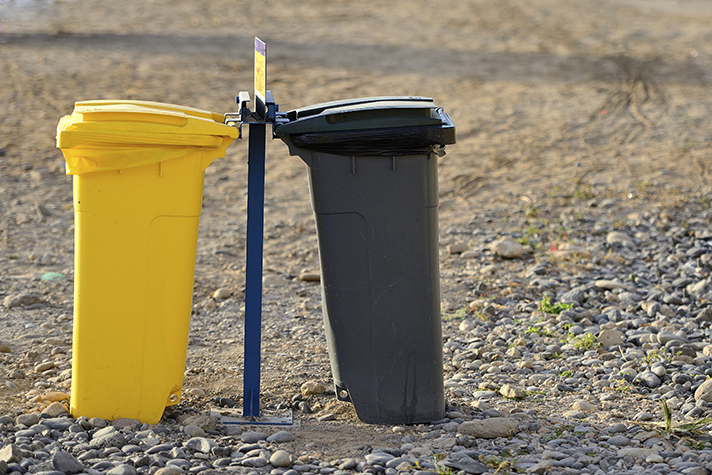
[254,37,266,120]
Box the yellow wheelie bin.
[57,100,239,423]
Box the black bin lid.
[275,96,456,156]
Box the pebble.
[499,384,524,399]
[183,424,205,438]
[598,328,624,347]
[51,451,84,474]
[266,430,296,443]
[694,378,712,402]
[489,236,529,258]
[184,437,216,453]
[300,380,327,396]
[270,450,292,467]
[42,401,68,416]
[212,288,231,299]
[241,430,268,443]
[459,417,519,438]
[2,292,42,308]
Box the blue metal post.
[242,121,266,419]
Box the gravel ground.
[2,0,712,473]
[4,185,712,475]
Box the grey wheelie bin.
[274,96,456,424]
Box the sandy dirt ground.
[1,0,712,459]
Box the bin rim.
[287,96,435,121]
[57,100,239,175]
[275,96,447,138]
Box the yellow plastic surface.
[57,100,238,423]
[58,100,237,175]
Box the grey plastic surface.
[286,95,433,120]
[275,97,441,136]
[276,96,454,424]
[281,136,445,424]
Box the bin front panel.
[307,151,445,424]
[71,155,206,423]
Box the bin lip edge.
[288,96,435,120]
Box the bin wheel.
[335,385,351,402]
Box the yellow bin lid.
[57,100,239,175]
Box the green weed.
[442,307,468,321]
[538,294,574,314]
[572,333,601,350]
[645,399,712,439]
[433,455,455,475]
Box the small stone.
[572,400,596,412]
[635,370,661,388]
[448,242,469,254]
[598,329,624,347]
[266,430,296,443]
[695,308,712,323]
[35,361,55,373]
[241,431,268,443]
[16,413,40,426]
[365,453,396,465]
[187,388,206,396]
[490,237,529,259]
[154,468,182,475]
[89,417,107,428]
[617,448,657,459]
[0,444,22,463]
[42,401,68,417]
[0,343,10,353]
[339,459,358,470]
[3,293,42,308]
[595,280,634,291]
[242,457,269,468]
[212,288,231,299]
[51,451,84,475]
[184,424,206,438]
[459,417,518,439]
[300,381,326,396]
[607,435,630,446]
[40,391,70,403]
[270,450,292,468]
[299,271,321,282]
[459,320,475,332]
[499,384,524,399]
[608,423,627,433]
[550,243,589,259]
[606,231,633,247]
[112,418,140,428]
[179,414,217,431]
[657,330,684,345]
[317,413,335,422]
[42,417,74,431]
[184,437,217,453]
[107,464,137,475]
[694,378,712,402]
[89,428,127,449]
[650,363,666,378]
[527,460,553,475]
[634,411,654,421]
[563,410,586,419]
